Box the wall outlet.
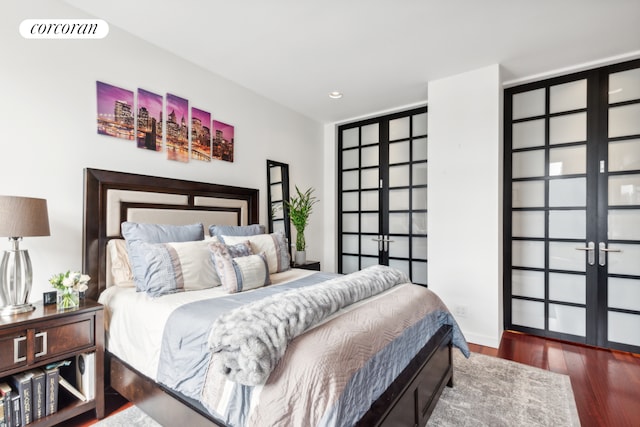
[453,305,468,318]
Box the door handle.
[371,236,384,251]
[598,242,621,266]
[575,241,595,266]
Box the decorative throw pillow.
[106,239,134,287]
[121,222,205,290]
[209,242,270,293]
[130,239,225,297]
[221,231,290,274]
[209,224,265,237]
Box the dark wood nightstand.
[0,299,104,425]
[294,260,321,271]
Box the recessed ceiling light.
[329,91,343,99]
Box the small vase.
[57,288,79,310]
[294,250,306,266]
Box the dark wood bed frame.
[82,168,453,427]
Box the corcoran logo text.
[20,19,109,39]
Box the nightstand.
[294,260,321,271]
[0,299,104,425]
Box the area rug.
[94,352,581,426]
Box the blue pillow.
[122,222,204,243]
[208,224,265,237]
[121,222,205,290]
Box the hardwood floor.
[69,330,640,427]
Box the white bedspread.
[98,268,317,381]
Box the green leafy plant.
[285,186,318,251]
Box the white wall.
[1,1,324,301]
[427,64,503,348]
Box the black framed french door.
[337,107,428,286]
[504,59,640,353]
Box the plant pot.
[294,250,306,266]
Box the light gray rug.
[94,352,580,426]
[427,351,580,426]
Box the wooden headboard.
[82,168,259,300]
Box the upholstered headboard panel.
[82,168,259,300]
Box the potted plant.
[285,186,318,265]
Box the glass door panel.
[512,299,545,329]
[608,174,640,205]
[608,104,640,137]
[506,60,640,352]
[513,88,545,119]
[512,120,545,149]
[608,210,640,240]
[549,273,586,304]
[549,145,586,175]
[608,139,640,171]
[609,68,640,102]
[548,210,586,239]
[512,211,545,237]
[549,112,587,144]
[338,106,427,284]
[548,304,585,336]
[549,79,587,113]
[513,150,545,178]
[608,313,640,347]
[512,270,545,299]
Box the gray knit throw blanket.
[208,265,410,386]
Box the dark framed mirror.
[266,159,291,258]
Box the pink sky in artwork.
[192,107,210,126]
[138,88,162,119]
[213,120,234,141]
[166,93,188,123]
[97,81,133,115]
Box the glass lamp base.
[0,303,35,316]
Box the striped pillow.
[130,238,233,297]
[209,242,270,293]
[221,231,290,274]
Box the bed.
[82,168,468,427]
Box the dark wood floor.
[70,330,640,427]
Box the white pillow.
[107,239,135,287]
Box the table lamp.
[0,195,50,316]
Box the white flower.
[62,277,75,287]
[79,274,91,284]
[77,283,89,292]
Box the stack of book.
[0,352,94,427]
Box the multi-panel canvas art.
[96,81,134,140]
[166,93,189,163]
[212,120,234,162]
[137,88,163,151]
[97,81,234,166]
[191,107,211,162]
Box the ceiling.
[64,0,640,124]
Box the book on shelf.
[0,382,12,427]
[75,352,95,401]
[9,372,32,426]
[10,394,20,427]
[24,370,45,421]
[43,367,58,417]
[57,377,87,402]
